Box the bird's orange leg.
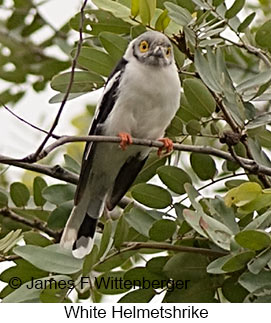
[157,137,173,156]
[118,132,133,150]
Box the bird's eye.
[139,40,149,53]
[166,47,171,57]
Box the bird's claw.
[157,138,173,156]
[118,132,133,150]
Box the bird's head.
[125,31,174,67]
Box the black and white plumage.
[60,31,181,258]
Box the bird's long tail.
[60,197,104,258]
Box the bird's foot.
[157,137,173,156]
[118,132,133,150]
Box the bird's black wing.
[106,153,148,210]
[74,57,128,205]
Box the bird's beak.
[153,46,164,58]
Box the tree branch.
[2,135,271,178]
[28,0,89,161]
[94,242,228,269]
[0,207,60,240]
[0,154,78,184]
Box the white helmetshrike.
[60,31,181,258]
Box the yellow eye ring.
[139,40,149,53]
[166,47,171,57]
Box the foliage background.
[1,0,271,303]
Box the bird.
[60,30,181,258]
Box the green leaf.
[244,286,271,303]
[248,249,271,275]
[10,182,30,207]
[198,212,233,250]
[98,220,113,259]
[33,177,47,207]
[82,244,99,276]
[194,49,222,93]
[183,78,216,118]
[186,120,201,135]
[238,192,271,215]
[246,113,271,130]
[157,165,192,194]
[131,183,172,209]
[222,276,248,302]
[164,2,192,26]
[146,256,169,274]
[49,92,86,104]
[239,270,271,293]
[94,250,136,272]
[255,20,271,50]
[70,9,132,35]
[99,32,129,63]
[47,201,73,230]
[0,229,23,253]
[133,153,166,186]
[155,9,170,32]
[236,70,271,92]
[64,154,80,174]
[224,182,262,207]
[207,197,239,234]
[245,209,271,230]
[23,232,52,247]
[139,0,156,25]
[182,209,208,239]
[13,245,83,274]
[42,184,75,205]
[130,24,147,38]
[0,191,8,207]
[118,288,155,302]
[125,207,159,237]
[72,47,115,77]
[40,282,71,303]
[149,219,177,241]
[222,251,255,272]
[207,255,233,274]
[212,0,224,6]
[164,252,209,280]
[235,230,271,251]
[51,71,104,93]
[131,0,140,17]
[114,214,129,249]
[190,153,216,180]
[225,0,245,19]
[0,259,48,287]
[166,115,183,137]
[237,12,255,32]
[92,0,131,19]
[2,275,71,303]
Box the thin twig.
[0,207,60,240]
[178,172,248,204]
[1,101,60,139]
[29,0,88,161]
[0,254,20,263]
[94,242,227,269]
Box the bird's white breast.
[104,57,181,140]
